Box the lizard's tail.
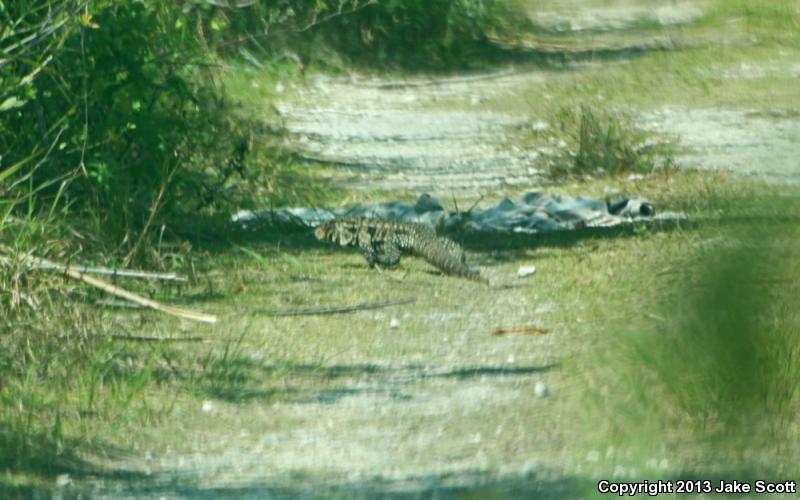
[421,237,489,284]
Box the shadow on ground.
[0,429,149,499]
[170,212,689,260]
[34,466,785,499]
[184,358,557,405]
[73,469,594,499]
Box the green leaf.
[0,96,26,112]
[0,152,36,184]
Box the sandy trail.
[78,1,800,497]
[278,70,541,197]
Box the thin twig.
[28,261,188,282]
[96,299,145,309]
[349,68,516,89]
[217,0,377,48]
[124,164,177,265]
[493,326,550,336]
[109,334,207,342]
[465,194,485,215]
[261,296,416,317]
[295,0,377,33]
[59,332,207,342]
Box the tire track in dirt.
[278,71,543,197]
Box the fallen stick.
[110,334,207,342]
[96,299,146,309]
[56,263,217,323]
[493,326,550,336]
[27,261,188,282]
[262,296,416,317]
[0,247,217,324]
[349,67,516,89]
[59,333,207,342]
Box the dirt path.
[278,70,541,197]
[642,108,800,185]
[280,72,800,192]
[78,2,800,497]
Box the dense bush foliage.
[1,3,505,479]
[1,1,500,259]
[321,0,494,67]
[1,2,243,253]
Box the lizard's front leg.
[358,240,379,268]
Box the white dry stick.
[27,261,188,282]
[0,247,216,324]
[52,261,217,324]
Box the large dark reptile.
[314,216,487,284]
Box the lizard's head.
[314,220,356,246]
[313,224,329,241]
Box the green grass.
[570,185,800,482]
[3,0,800,494]
[5,170,799,493]
[532,106,677,179]
[448,0,800,115]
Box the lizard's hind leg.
[375,242,402,268]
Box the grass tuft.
[596,192,800,474]
[546,106,676,179]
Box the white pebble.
[531,121,550,132]
[516,265,536,278]
[201,400,215,413]
[389,317,400,329]
[534,302,557,314]
[534,380,549,398]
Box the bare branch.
[261,296,416,317]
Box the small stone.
[531,121,550,132]
[56,474,71,487]
[534,380,549,398]
[201,400,215,413]
[627,173,644,181]
[389,317,400,329]
[534,302,557,314]
[516,265,536,278]
[275,83,285,93]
